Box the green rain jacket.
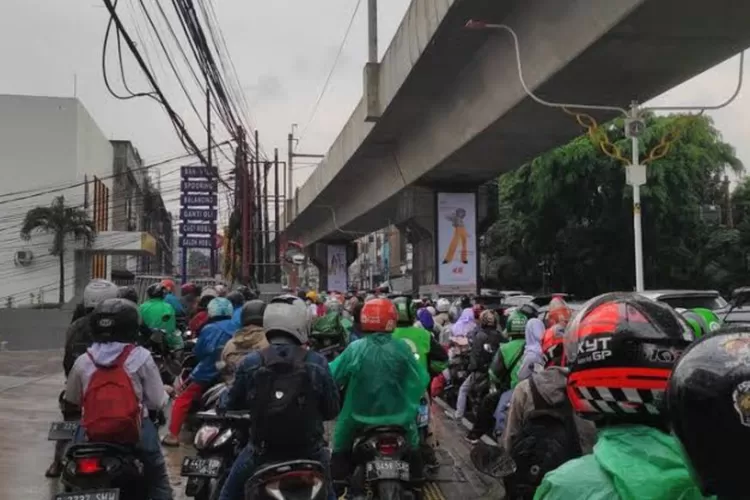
[489,338,525,390]
[329,334,429,452]
[534,425,712,500]
[392,325,449,378]
[139,298,183,350]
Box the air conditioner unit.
[14,250,34,267]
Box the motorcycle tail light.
[265,471,324,500]
[377,436,401,456]
[194,425,220,450]
[76,457,103,474]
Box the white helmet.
[326,299,342,314]
[83,279,119,309]
[427,306,437,316]
[214,284,228,297]
[201,287,218,298]
[263,294,311,344]
[436,298,451,313]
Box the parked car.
[638,289,728,314]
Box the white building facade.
[0,95,113,306]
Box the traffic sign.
[181,194,217,207]
[180,236,213,249]
[180,223,215,235]
[181,166,219,179]
[181,179,217,193]
[180,208,217,221]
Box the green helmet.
[392,296,413,325]
[680,307,721,339]
[505,309,528,337]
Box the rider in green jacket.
[391,296,448,379]
[139,283,183,350]
[535,293,703,500]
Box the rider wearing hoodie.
[502,303,596,454]
[162,297,237,446]
[534,293,703,500]
[219,300,268,384]
[64,298,172,499]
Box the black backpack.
[250,346,314,458]
[505,377,582,500]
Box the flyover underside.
[288,0,750,246]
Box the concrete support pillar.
[395,184,490,294]
[307,241,358,292]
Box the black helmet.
[90,298,140,344]
[227,291,246,309]
[460,295,472,309]
[236,285,256,301]
[117,286,138,304]
[241,300,266,327]
[518,302,540,319]
[667,326,750,498]
[146,283,167,299]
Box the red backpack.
[82,344,141,444]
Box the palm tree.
[20,196,96,303]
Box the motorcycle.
[58,441,146,499]
[246,460,327,500]
[347,426,417,499]
[181,410,251,500]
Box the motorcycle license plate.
[417,403,430,427]
[366,460,410,481]
[55,489,120,500]
[48,420,78,441]
[180,456,223,478]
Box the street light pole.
[625,101,647,292]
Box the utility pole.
[368,0,378,63]
[263,161,270,284]
[624,101,646,293]
[254,130,262,283]
[238,126,250,284]
[207,83,216,278]
[287,124,324,210]
[274,148,281,282]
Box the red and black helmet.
[541,325,565,367]
[564,292,694,424]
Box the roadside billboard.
[327,244,348,292]
[436,192,477,292]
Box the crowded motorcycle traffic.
[45,280,750,500]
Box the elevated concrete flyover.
[286,0,750,286]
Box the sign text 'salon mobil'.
[179,166,218,279]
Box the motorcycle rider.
[219,299,268,384]
[162,297,237,447]
[160,278,185,317]
[667,326,750,499]
[455,310,502,423]
[227,290,247,328]
[218,294,340,500]
[64,298,172,499]
[535,293,701,499]
[502,303,596,454]
[180,282,201,317]
[188,287,217,336]
[329,297,428,492]
[47,279,120,477]
[139,283,182,351]
[465,302,534,442]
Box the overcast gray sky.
[1,0,748,217]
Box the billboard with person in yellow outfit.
[436,192,477,291]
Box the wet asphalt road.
[0,349,502,499]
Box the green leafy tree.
[20,196,96,303]
[483,113,744,296]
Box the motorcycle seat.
[249,459,325,484]
[66,442,137,458]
